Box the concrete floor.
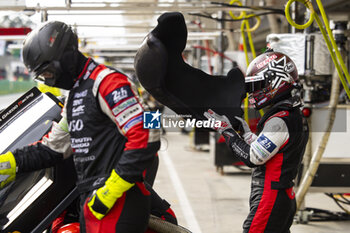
[153,132,350,233]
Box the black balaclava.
[45,49,88,90]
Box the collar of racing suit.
[75,54,92,81]
[265,95,302,113]
[257,97,302,134]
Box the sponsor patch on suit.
[122,115,143,133]
[116,104,143,126]
[112,97,138,116]
[257,134,277,153]
[105,85,134,108]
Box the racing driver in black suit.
[0,21,175,233]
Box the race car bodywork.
[0,87,77,233]
[0,88,191,233]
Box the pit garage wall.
[310,105,350,159]
[306,105,350,192]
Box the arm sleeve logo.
[112,97,137,116]
[115,104,143,126]
[257,134,277,153]
[105,85,134,108]
[122,115,143,133]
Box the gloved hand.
[87,169,134,220]
[234,116,257,144]
[234,116,250,134]
[0,151,17,188]
[204,109,233,134]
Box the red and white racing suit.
[222,100,309,233]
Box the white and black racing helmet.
[245,51,299,109]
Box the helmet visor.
[35,71,54,83]
[32,61,61,86]
[245,75,265,94]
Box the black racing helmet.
[22,21,78,89]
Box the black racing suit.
[12,58,162,232]
[222,100,309,233]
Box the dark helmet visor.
[32,60,62,87]
[245,75,265,94]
